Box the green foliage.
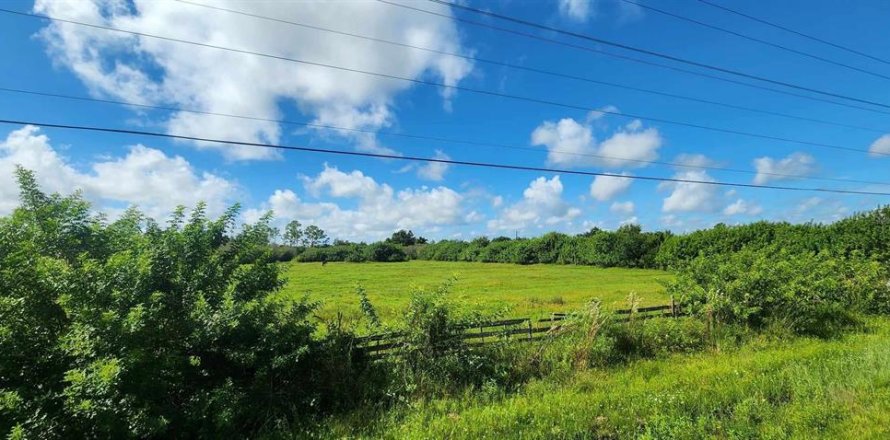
[302,224,328,247]
[668,246,890,336]
[385,229,427,246]
[416,228,670,268]
[0,169,366,438]
[282,220,302,246]
[363,242,408,262]
[332,319,890,439]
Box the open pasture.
[280,261,671,323]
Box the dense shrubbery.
[655,208,890,269]
[668,246,890,336]
[0,169,373,438]
[415,226,669,267]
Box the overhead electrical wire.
[375,0,890,117]
[696,0,890,66]
[5,85,889,187]
[2,118,888,197]
[424,0,890,110]
[173,0,888,134]
[1,7,885,159]
[617,0,890,81]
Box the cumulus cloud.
[0,125,237,219]
[752,152,816,184]
[723,199,763,216]
[557,0,642,23]
[416,150,451,181]
[488,176,581,231]
[558,0,593,21]
[590,173,633,201]
[531,113,662,168]
[672,153,717,169]
[619,216,639,226]
[610,201,635,215]
[869,134,890,157]
[34,0,473,159]
[246,165,464,241]
[660,170,719,213]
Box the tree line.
[268,208,890,270]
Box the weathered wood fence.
[357,297,686,357]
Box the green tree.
[283,219,303,246]
[303,224,328,247]
[386,229,427,246]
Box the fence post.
[527,318,533,341]
[670,295,676,317]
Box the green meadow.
[279,261,672,323]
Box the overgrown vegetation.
[3,168,890,438]
[0,168,369,437]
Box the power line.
[426,0,890,110]
[618,0,890,80]
[377,0,890,117]
[174,0,887,134]
[697,0,890,66]
[5,85,888,187]
[1,117,888,197]
[2,8,885,159]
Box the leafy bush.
[0,168,368,438]
[363,242,408,262]
[667,246,889,336]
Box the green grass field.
[280,261,671,323]
[325,318,890,439]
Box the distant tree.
[283,220,302,246]
[386,229,427,246]
[303,225,329,247]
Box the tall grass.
[319,318,890,439]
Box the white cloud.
[34,0,473,160]
[558,0,593,21]
[491,195,503,208]
[416,150,451,181]
[531,114,662,168]
[723,199,763,216]
[752,152,816,184]
[0,125,237,219]
[247,165,464,241]
[661,214,683,229]
[672,153,717,169]
[610,201,635,215]
[619,216,639,226]
[660,170,719,213]
[488,176,581,231]
[869,134,890,157]
[590,173,633,201]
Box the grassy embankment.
[279,261,671,323]
[322,318,890,439]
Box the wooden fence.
[357,297,685,358]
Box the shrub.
[0,168,367,438]
[364,243,408,262]
[667,246,889,336]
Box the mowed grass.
[280,261,671,323]
[328,319,890,439]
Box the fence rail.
[358,297,685,357]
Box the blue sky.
[1,0,889,241]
